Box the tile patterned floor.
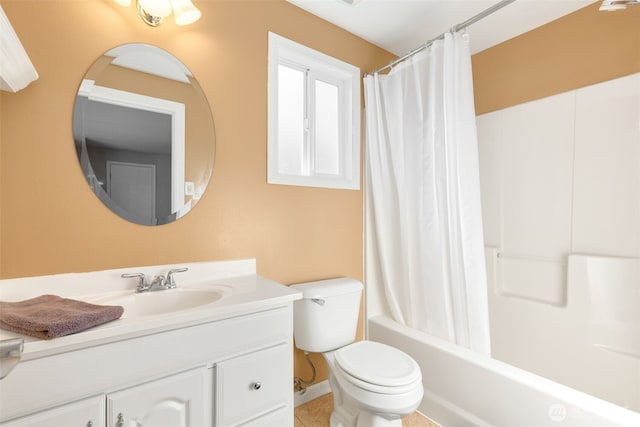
[294,393,440,427]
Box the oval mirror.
[72,43,215,226]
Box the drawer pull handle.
[116,413,125,427]
[251,381,262,390]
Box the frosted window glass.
[314,80,340,175]
[277,64,305,175]
[267,32,360,189]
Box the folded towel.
[0,295,124,340]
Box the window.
[268,32,361,189]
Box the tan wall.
[0,0,394,385]
[0,0,394,279]
[472,2,640,114]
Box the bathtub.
[368,315,640,427]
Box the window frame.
[267,32,361,190]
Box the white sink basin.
[88,288,225,317]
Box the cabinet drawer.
[1,395,105,427]
[215,344,291,426]
[239,406,291,427]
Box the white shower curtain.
[364,32,491,355]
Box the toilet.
[291,278,424,427]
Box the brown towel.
[0,295,124,340]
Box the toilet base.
[328,373,407,427]
[329,406,402,427]
[355,412,403,427]
[330,404,403,427]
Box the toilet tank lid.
[290,278,363,299]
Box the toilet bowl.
[325,341,424,426]
[291,278,424,427]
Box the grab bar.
[0,338,24,380]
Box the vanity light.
[599,0,640,11]
[171,0,202,26]
[113,0,201,27]
[0,5,38,92]
[137,0,173,26]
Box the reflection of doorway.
[79,80,185,214]
[107,161,156,225]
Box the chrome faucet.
[165,267,189,289]
[148,274,166,291]
[121,267,189,293]
[121,273,150,293]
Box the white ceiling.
[287,0,595,56]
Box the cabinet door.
[215,344,291,426]
[240,407,290,426]
[108,367,211,427]
[0,395,105,427]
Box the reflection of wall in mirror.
[94,62,214,207]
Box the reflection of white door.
[107,161,156,224]
[80,81,185,214]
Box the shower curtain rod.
[367,0,517,75]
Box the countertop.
[0,259,302,360]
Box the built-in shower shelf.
[486,247,568,305]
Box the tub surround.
[369,315,640,427]
[478,72,640,411]
[0,259,302,425]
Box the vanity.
[0,259,301,427]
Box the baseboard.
[294,380,331,407]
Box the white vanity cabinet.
[0,368,210,427]
[0,395,105,427]
[0,306,296,427]
[108,367,211,427]
[0,262,301,427]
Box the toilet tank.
[290,278,363,353]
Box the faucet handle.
[121,273,148,292]
[165,267,189,288]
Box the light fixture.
[113,0,201,26]
[599,0,640,11]
[171,0,202,25]
[0,5,38,92]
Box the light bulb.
[171,0,202,25]
[138,0,172,17]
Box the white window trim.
[267,32,361,190]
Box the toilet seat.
[334,341,422,395]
